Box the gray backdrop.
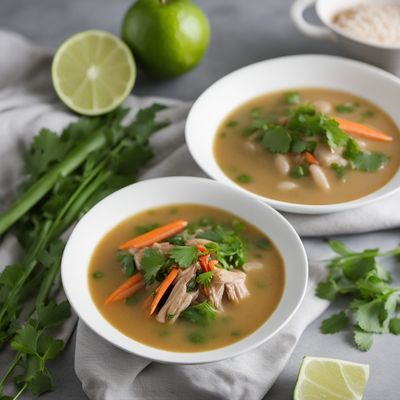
[0,0,399,399]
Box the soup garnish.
[214,89,400,204]
[89,204,284,352]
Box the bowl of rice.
[291,0,400,75]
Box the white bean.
[278,181,299,191]
[274,154,291,176]
[310,165,330,191]
[312,100,332,114]
[314,144,347,167]
[244,141,257,152]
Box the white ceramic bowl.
[291,0,400,75]
[185,55,400,214]
[61,177,307,364]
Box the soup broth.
[214,89,400,204]
[89,204,285,352]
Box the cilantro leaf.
[11,324,39,355]
[350,152,389,172]
[335,103,356,113]
[355,298,388,333]
[320,311,349,334]
[354,326,373,352]
[331,164,347,181]
[196,271,216,287]
[389,318,400,335]
[140,248,165,284]
[291,164,309,178]
[284,91,301,105]
[315,280,337,301]
[180,302,217,325]
[24,128,67,180]
[117,251,136,277]
[170,246,199,268]
[329,240,352,256]
[36,301,71,330]
[37,335,64,361]
[261,126,292,153]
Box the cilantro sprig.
[316,240,400,351]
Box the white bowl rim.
[61,176,308,364]
[185,54,400,215]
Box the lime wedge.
[294,356,369,400]
[52,30,136,116]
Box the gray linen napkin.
[0,30,398,399]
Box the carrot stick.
[199,255,209,272]
[105,274,143,304]
[143,293,154,309]
[207,260,218,271]
[304,151,319,165]
[149,268,178,316]
[119,219,188,250]
[336,117,393,142]
[105,274,144,305]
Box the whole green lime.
[121,0,210,78]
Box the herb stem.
[12,382,27,400]
[0,353,21,391]
[0,128,107,236]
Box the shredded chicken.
[243,261,264,272]
[156,264,199,323]
[208,269,249,311]
[129,242,173,270]
[186,238,212,246]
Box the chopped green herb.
[92,271,104,279]
[169,207,179,215]
[291,164,309,178]
[335,103,356,114]
[219,132,227,139]
[181,302,217,325]
[360,111,374,120]
[236,174,252,183]
[116,250,136,277]
[135,223,160,235]
[166,313,175,320]
[198,217,214,227]
[255,238,271,250]
[231,219,245,233]
[196,271,216,287]
[226,120,238,128]
[170,246,199,268]
[331,163,347,181]
[140,248,165,284]
[186,279,198,292]
[187,332,206,344]
[255,280,267,289]
[284,91,301,105]
[250,107,262,117]
[230,330,241,337]
[125,293,141,305]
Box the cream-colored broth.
[88,204,285,352]
[214,89,400,205]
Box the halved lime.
[52,30,136,116]
[294,356,370,400]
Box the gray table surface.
[1,0,399,399]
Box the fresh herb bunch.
[0,104,168,398]
[316,240,400,351]
[242,96,389,178]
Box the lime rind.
[52,30,136,116]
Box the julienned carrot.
[105,274,144,305]
[149,268,179,316]
[196,244,207,253]
[336,117,393,142]
[304,151,318,165]
[207,260,218,271]
[119,219,188,250]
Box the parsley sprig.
[316,240,400,351]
